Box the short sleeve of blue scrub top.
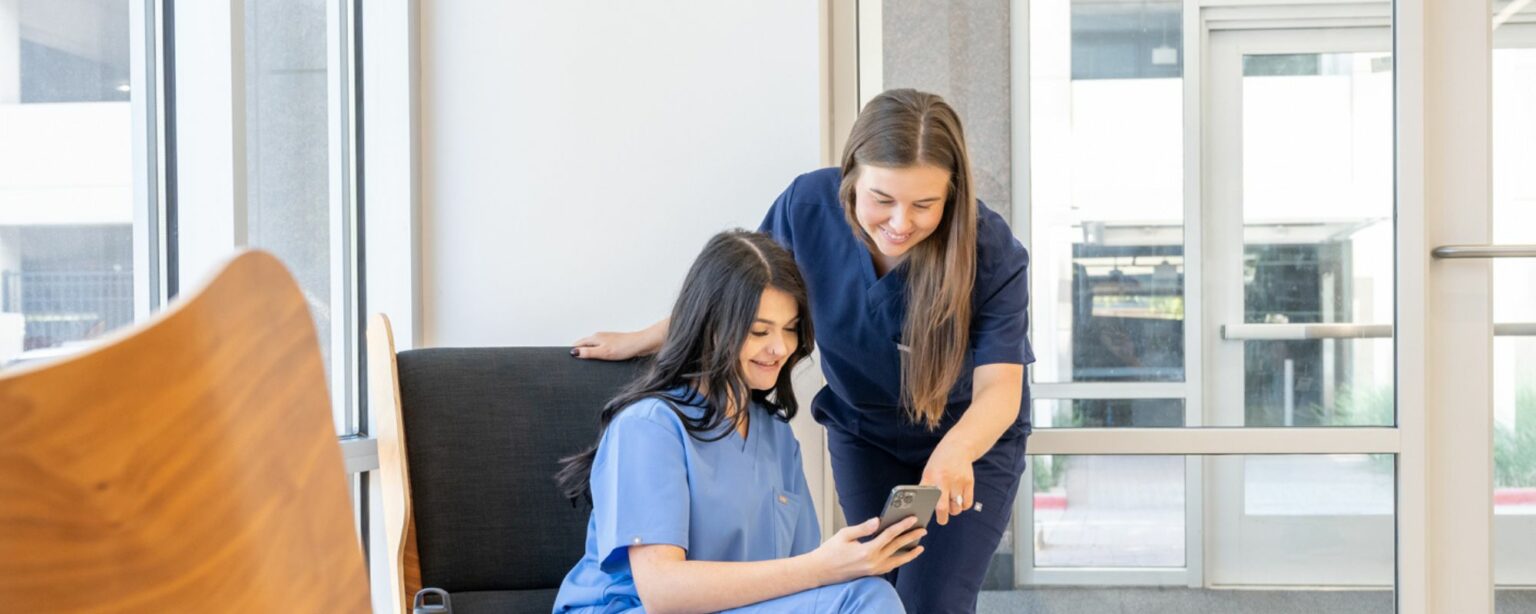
[552,391,821,613]
[759,168,1034,433]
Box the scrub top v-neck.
[758,167,1034,448]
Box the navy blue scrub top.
[759,168,1034,445]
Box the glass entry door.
[1491,18,1536,589]
[1205,26,1396,587]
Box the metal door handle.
[1431,244,1536,258]
[1222,322,1536,340]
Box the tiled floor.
[977,587,1536,614]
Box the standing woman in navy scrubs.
[574,89,1032,614]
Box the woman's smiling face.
[852,163,951,264]
[739,287,800,391]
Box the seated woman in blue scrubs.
[575,90,1033,614]
[553,230,923,613]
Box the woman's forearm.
[943,364,1025,462]
[639,317,670,356]
[631,548,824,614]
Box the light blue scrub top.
[553,388,821,613]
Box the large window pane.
[1493,13,1536,597]
[878,3,1015,232]
[1240,338,1395,427]
[243,0,352,434]
[1023,454,1393,601]
[0,0,135,366]
[1239,455,1393,516]
[1238,50,1394,427]
[1209,454,1393,589]
[1027,400,1187,570]
[1030,0,1186,384]
[1492,32,1536,507]
[1033,454,1185,568]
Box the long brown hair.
[839,89,976,430]
[555,230,814,505]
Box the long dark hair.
[838,88,977,430]
[555,230,814,504]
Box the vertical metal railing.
[4,271,135,350]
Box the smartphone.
[874,485,941,552]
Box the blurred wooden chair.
[0,250,370,613]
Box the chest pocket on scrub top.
[770,487,807,557]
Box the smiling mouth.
[750,359,780,370]
[880,226,912,244]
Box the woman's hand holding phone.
[922,439,977,525]
[805,516,926,585]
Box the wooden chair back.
[0,250,370,612]
[368,313,422,614]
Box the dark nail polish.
[570,348,580,357]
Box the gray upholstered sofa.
[369,315,646,614]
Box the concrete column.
[881,0,1013,220]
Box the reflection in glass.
[1493,42,1536,514]
[1032,454,1185,568]
[0,0,134,366]
[1492,7,1536,597]
[12,0,131,104]
[1241,455,1393,516]
[1242,339,1394,427]
[1070,245,1185,382]
[1032,398,1185,428]
[1210,455,1394,589]
[1030,0,1186,384]
[242,0,344,432]
[1240,52,1394,427]
[1494,338,1536,509]
[1022,453,1400,607]
[1070,0,1182,80]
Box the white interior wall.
[420,1,822,349]
[417,1,833,538]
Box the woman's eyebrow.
[869,187,942,203]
